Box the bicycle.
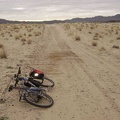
[8,72,54,108]
[15,65,55,88]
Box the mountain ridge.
[0,14,120,24]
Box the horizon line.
[0,13,120,22]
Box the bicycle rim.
[40,77,55,88]
[24,92,54,108]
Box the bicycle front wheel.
[24,91,54,108]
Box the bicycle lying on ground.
[8,65,54,108]
[15,65,55,88]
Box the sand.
[0,23,120,120]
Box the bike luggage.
[29,69,44,79]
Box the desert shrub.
[9,34,12,37]
[99,47,106,51]
[115,31,118,34]
[21,38,26,42]
[90,26,94,30]
[89,31,92,34]
[105,33,108,35]
[34,32,41,36]
[7,31,10,34]
[15,35,19,40]
[75,36,81,41]
[68,31,74,36]
[117,36,120,40]
[15,34,22,40]
[112,45,119,49]
[13,25,19,29]
[27,29,32,32]
[93,33,100,40]
[0,44,7,58]
[6,66,14,69]
[22,41,26,45]
[76,25,82,31]
[15,30,19,33]
[93,37,99,40]
[64,24,70,30]
[92,41,97,46]
[0,44,4,48]
[1,32,4,37]
[19,34,22,38]
[0,115,9,120]
[27,39,32,44]
[94,33,99,37]
[99,35,103,38]
[28,34,32,37]
[81,24,84,28]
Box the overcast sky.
[0,0,120,21]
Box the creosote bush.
[75,36,81,41]
[22,41,26,45]
[0,115,9,120]
[93,37,99,40]
[21,38,26,42]
[9,34,12,37]
[99,47,106,51]
[0,44,7,59]
[15,36,19,40]
[28,34,32,37]
[117,36,120,40]
[92,41,97,46]
[64,23,70,30]
[112,45,119,49]
[89,31,92,34]
[27,40,32,44]
[15,34,22,40]
[34,32,41,36]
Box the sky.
[0,0,120,21]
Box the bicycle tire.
[40,77,55,88]
[24,91,54,108]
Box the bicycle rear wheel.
[24,91,54,108]
[40,77,55,88]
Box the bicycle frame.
[18,77,46,101]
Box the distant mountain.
[0,18,10,23]
[0,14,120,24]
[64,14,120,23]
[0,18,20,24]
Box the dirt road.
[1,24,120,120]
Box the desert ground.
[0,22,120,120]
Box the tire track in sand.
[26,25,120,120]
[43,25,120,120]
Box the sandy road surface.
[0,24,120,120]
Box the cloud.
[0,0,119,21]
[12,7,26,10]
